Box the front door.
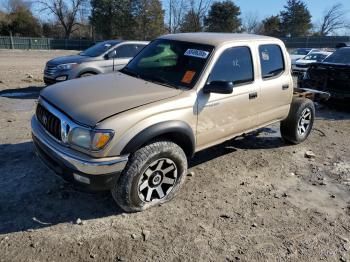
[196,45,261,150]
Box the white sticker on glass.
[261,51,270,61]
[184,49,209,59]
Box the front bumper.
[43,75,69,85]
[31,116,128,191]
[43,77,59,85]
[43,65,73,85]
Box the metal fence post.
[9,32,14,49]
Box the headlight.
[57,63,78,70]
[69,127,114,151]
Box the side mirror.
[203,81,234,94]
[105,50,117,60]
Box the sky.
[226,0,350,23]
[1,0,349,34]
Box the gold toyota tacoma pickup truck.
[32,33,316,212]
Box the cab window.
[259,44,285,79]
[208,46,254,86]
[115,44,143,58]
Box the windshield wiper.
[120,67,140,78]
[141,74,179,89]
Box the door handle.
[282,84,289,90]
[249,92,258,100]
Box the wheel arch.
[120,121,195,157]
[78,69,100,77]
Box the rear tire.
[111,140,188,212]
[281,98,315,144]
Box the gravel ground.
[0,50,349,262]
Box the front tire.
[79,72,96,78]
[111,140,188,212]
[281,98,315,144]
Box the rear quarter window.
[259,44,285,79]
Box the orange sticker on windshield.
[181,71,196,84]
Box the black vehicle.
[298,47,350,102]
[336,42,350,49]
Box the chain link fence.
[280,36,350,49]
[0,36,95,50]
[0,35,349,50]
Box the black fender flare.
[121,121,195,157]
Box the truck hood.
[296,59,316,65]
[40,72,182,126]
[47,54,96,66]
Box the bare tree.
[36,0,88,39]
[242,12,261,34]
[184,0,212,32]
[190,0,212,21]
[318,3,348,36]
[167,0,188,33]
[1,0,32,12]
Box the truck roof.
[160,33,279,47]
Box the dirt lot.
[0,50,349,262]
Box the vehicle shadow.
[316,102,350,120]
[0,127,286,234]
[0,86,43,99]
[190,126,285,168]
[0,142,123,235]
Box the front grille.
[44,65,58,76]
[296,64,309,68]
[36,103,62,141]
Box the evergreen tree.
[204,1,241,33]
[134,0,165,40]
[280,0,312,37]
[0,4,41,37]
[90,0,136,39]
[261,15,282,37]
[180,10,202,32]
[90,0,164,40]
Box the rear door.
[256,43,293,126]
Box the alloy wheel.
[297,108,312,136]
[137,158,178,203]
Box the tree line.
[0,0,349,40]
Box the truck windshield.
[121,39,214,89]
[291,48,311,55]
[323,48,350,65]
[304,53,328,61]
[80,40,120,57]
